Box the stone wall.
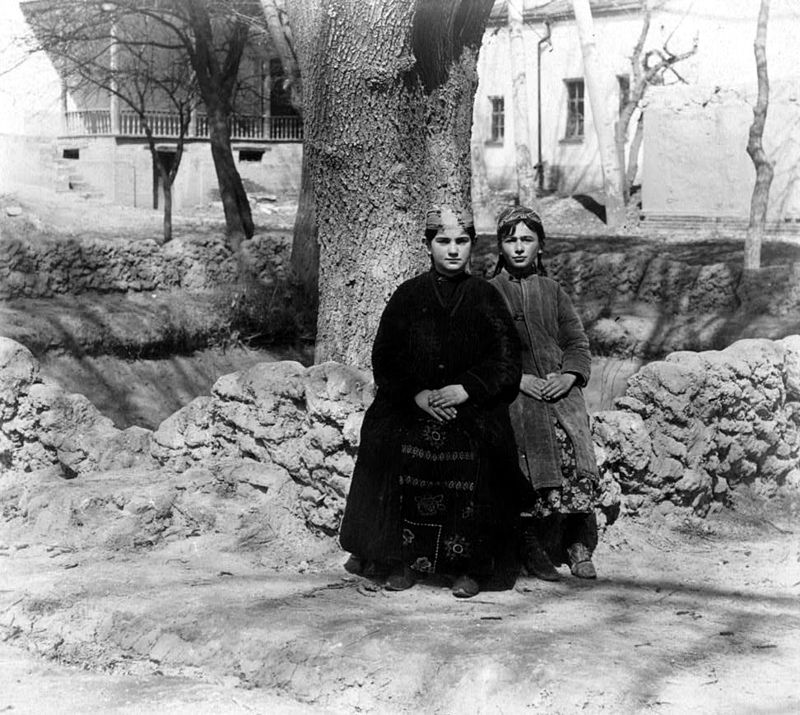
[152,360,373,534]
[3,335,799,533]
[594,336,800,515]
[0,232,289,300]
[0,337,152,476]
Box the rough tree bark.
[508,0,537,207]
[290,145,319,317]
[744,0,773,271]
[289,0,493,367]
[571,0,625,228]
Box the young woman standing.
[490,206,600,581]
[339,206,527,598]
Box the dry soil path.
[1,514,799,714]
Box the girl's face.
[500,221,540,269]
[428,212,472,276]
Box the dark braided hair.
[493,207,547,277]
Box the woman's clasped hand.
[416,384,469,421]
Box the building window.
[238,149,264,162]
[489,96,505,143]
[564,79,584,139]
[62,148,79,159]
[618,74,631,115]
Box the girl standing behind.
[490,206,599,581]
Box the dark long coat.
[339,270,526,566]
[490,271,599,490]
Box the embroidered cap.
[426,206,474,233]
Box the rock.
[780,335,800,400]
[151,396,214,467]
[221,459,290,495]
[656,500,675,516]
[592,411,651,474]
[5,205,22,217]
[593,333,800,514]
[0,338,40,420]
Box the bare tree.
[745,0,773,271]
[181,0,256,250]
[286,0,494,367]
[571,0,625,229]
[259,0,301,112]
[617,0,697,203]
[24,1,198,243]
[256,1,319,319]
[24,0,261,251]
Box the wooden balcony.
[63,110,303,142]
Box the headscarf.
[494,205,547,276]
[496,206,544,239]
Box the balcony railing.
[64,110,304,142]
[65,109,112,135]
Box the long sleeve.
[456,285,522,406]
[371,285,425,406]
[556,285,591,386]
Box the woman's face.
[428,213,472,276]
[500,221,540,269]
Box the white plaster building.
[0,0,302,209]
[473,0,800,228]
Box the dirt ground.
[1,506,799,714]
[2,189,800,713]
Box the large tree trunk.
[745,0,773,271]
[291,0,492,367]
[572,0,626,229]
[183,0,254,249]
[263,1,317,310]
[508,0,537,207]
[208,107,254,251]
[291,0,422,367]
[290,145,319,317]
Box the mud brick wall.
[0,233,289,299]
[4,335,799,529]
[594,336,800,515]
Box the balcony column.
[109,20,120,134]
[60,80,68,134]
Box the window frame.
[488,95,505,144]
[563,78,585,141]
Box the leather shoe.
[452,574,480,598]
[523,528,560,581]
[343,555,363,575]
[567,542,597,579]
[385,564,416,591]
